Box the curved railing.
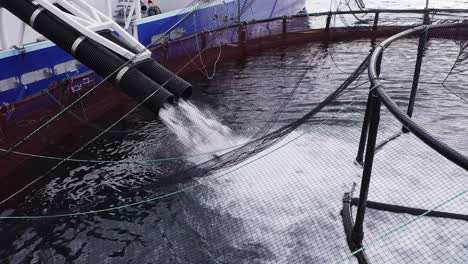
[344,22,468,264]
[369,23,468,171]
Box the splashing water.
[159,100,246,163]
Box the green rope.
[337,188,468,264]
[0,142,247,165]
[0,131,308,220]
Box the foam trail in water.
[159,100,246,163]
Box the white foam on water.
[159,100,247,163]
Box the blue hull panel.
[137,0,305,47]
[0,45,89,104]
[0,0,305,106]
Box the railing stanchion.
[371,11,380,46]
[351,91,382,249]
[282,16,287,36]
[325,12,332,32]
[0,8,10,50]
[372,12,380,32]
[163,44,169,65]
[356,95,372,165]
[356,54,382,164]
[201,31,207,50]
[239,22,247,44]
[403,26,429,133]
[423,8,431,25]
[237,0,241,25]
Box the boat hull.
[0,0,306,176]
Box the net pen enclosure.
[0,1,468,264]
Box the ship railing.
[151,7,468,46]
[2,6,468,52]
[146,7,468,70]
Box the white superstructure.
[0,0,193,50]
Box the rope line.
[45,90,139,134]
[0,143,245,165]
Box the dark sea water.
[1,7,468,264]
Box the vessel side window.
[21,68,53,85]
[53,60,81,75]
[0,77,20,92]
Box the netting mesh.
[0,1,467,263]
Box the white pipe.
[56,0,95,22]
[16,22,26,49]
[124,1,137,30]
[0,8,10,50]
[77,0,146,51]
[135,0,142,20]
[30,0,146,57]
[106,0,112,17]
[37,0,135,58]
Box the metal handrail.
[242,8,468,25]
[368,23,468,171]
[153,8,468,50]
[293,8,468,19]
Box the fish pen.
[0,1,467,263]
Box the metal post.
[0,7,10,50]
[237,0,241,25]
[201,31,207,50]
[372,12,380,32]
[356,54,382,164]
[350,91,382,249]
[163,44,168,65]
[423,9,431,25]
[282,16,287,35]
[370,12,380,47]
[239,22,247,44]
[0,8,10,50]
[105,0,112,17]
[403,27,428,133]
[325,12,332,32]
[135,0,142,20]
[16,22,26,49]
[356,95,372,165]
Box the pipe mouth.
[135,60,193,100]
[165,93,176,105]
[154,87,175,107]
[178,86,193,100]
[150,91,175,114]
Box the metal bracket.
[33,0,148,60]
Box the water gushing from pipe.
[160,101,246,163]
